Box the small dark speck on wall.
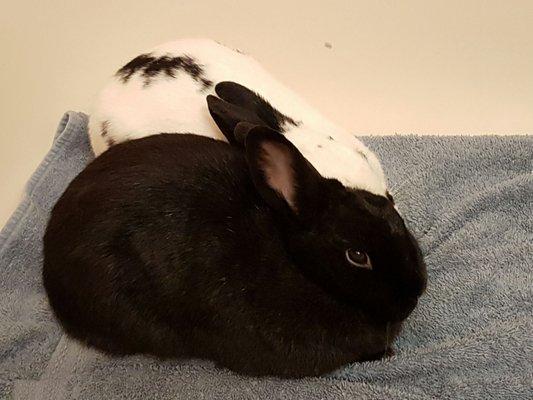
[327,136,334,141]
[324,42,333,49]
[317,144,323,148]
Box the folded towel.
[1,112,531,399]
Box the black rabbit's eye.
[345,249,372,270]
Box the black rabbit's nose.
[405,297,418,317]
[388,296,419,322]
[402,269,427,299]
[408,273,427,298]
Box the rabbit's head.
[208,97,427,323]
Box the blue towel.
[1,112,531,399]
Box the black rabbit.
[43,119,426,377]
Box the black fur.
[115,53,155,82]
[100,120,115,146]
[43,131,426,378]
[116,53,213,89]
[214,81,299,132]
[356,150,368,160]
[206,96,265,145]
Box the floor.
[1,1,532,227]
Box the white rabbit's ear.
[245,125,322,217]
[206,95,264,146]
[215,81,299,133]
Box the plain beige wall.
[1,0,532,227]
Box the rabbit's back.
[89,38,348,154]
[89,38,388,195]
[44,134,253,353]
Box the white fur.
[89,38,388,195]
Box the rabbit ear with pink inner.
[242,124,322,219]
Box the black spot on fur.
[116,53,213,90]
[271,105,299,132]
[142,55,180,79]
[100,121,115,146]
[116,54,156,82]
[253,96,299,133]
[386,191,395,204]
[356,150,368,160]
[214,81,300,134]
[201,77,214,88]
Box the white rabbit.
[89,38,389,196]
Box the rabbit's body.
[89,38,387,195]
[44,130,426,377]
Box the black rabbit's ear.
[206,95,263,145]
[234,122,258,145]
[215,81,299,133]
[245,126,322,218]
[215,81,266,110]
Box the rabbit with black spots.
[89,38,388,196]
